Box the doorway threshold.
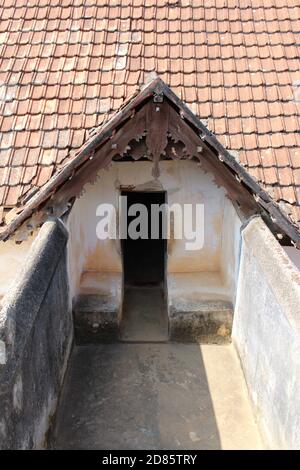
[121,285,168,342]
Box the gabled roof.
[0,0,300,228]
[1,77,300,248]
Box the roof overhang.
[1,77,300,248]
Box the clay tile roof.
[0,0,300,229]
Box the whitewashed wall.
[220,199,242,303]
[0,235,36,300]
[0,160,242,307]
[283,246,300,271]
[67,160,241,301]
[233,217,300,449]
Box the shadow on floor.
[49,343,222,450]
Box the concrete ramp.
[121,286,168,342]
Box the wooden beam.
[146,102,169,177]
[160,82,300,246]
[0,81,158,240]
[2,76,300,248]
[46,105,148,214]
[168,106,257,214]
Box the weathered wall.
[283,246,300,271]
[67,160,229,299]
[220,199,242,303]
[0,234,36,300]
[233,217,300,449]
[0,219,73,449]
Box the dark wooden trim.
[0,78,161,240]
[1,76,299,248]
[159,80,300,247]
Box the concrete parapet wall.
[233,217,300,449]
[0,219,73,449]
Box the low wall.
[0,234,36,300]
[233,217,300,449]
[0,219,73,449]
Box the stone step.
[73,294,120,344]
[74,294,233,344]
[168,300,234,344]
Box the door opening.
[120,191,168,342]
[121,191,166,287]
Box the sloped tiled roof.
[0,0,300,226]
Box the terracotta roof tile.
[0,0,299,225]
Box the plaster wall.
[67,160,236,301]
[220,199,242,303]
[233,217,300,449]
[283,246,300,271]
[0,235,36,300]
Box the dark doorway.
[121,191,168,342]
[121,191,166,287]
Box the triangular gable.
[1,77,300,248]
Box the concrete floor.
[121,286,168,342]
[50,343,264,450]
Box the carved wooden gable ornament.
[1,77,300,247]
